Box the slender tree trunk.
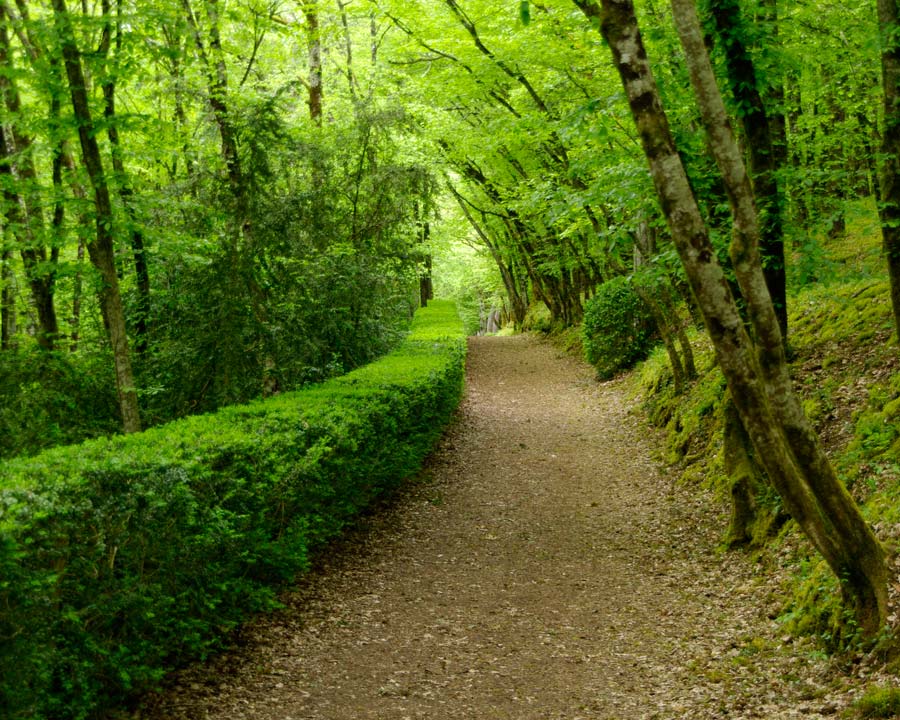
[674,304,697,379]
[709,0,787,340]
[57,140,90,353]
[419,254,433,307]
[303,0,325,121]
[641,285,686,393]
[1,247,15,349]
[574,0,887,636]
[100,0,151,353]
[70,238,84,353]
[182,0,248,236]
[335,0,357,101]
[0,8,59,349]
[52,0,141,432]
[877,0,900,343]
[632,225,691,389]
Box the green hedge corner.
[0,300,466,720]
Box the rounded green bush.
[581,276,656,379]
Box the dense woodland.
[6,0,900,693]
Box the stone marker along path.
[134,335,842,720]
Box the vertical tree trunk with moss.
[877,0,900,343]
[723,396,761,546]
[53,0,141,433]
[99,0,151,353]
[1,247,14,349]
[574,0,887,636]
[709,0,787,340]
[302,0,324,122]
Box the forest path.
[134,335,838,720]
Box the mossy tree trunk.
[1,247,15,350]
[53,0,141,433]
[723,396,761,547]
[99,0,151,354]
[709,0,787,341]
[877,0,900,344]
[574,0,888,636]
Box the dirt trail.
[134,335,842,720]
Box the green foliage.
[582,276,656,379]
[0,301,465,720]
[0,346,120,459]
[778,558,859,653]
[851,686,900,719]
[137,107,434,423]
[637,328,724,469]
[433,238,506,336]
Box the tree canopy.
[2,0,900,636]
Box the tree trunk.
[182,0,248,236]
[0,8,59,349]
[723,395,760,547]
[709,0,787,341]
[335,0,357,101]
[670,0,886,637]
[1,247,15,350]
[302,0,325,121]
[100,0,151,353]
[70,238,84,353]
[57,141,90,353]
[632,228,690,391]
[640,284,686,394]
[52,0,141,433]
[878,0,900,343]
[574,0,887,636]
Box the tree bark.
[335,0,357,101]
[1,246,15,349]
[100,0,151,353]
[302,0,325,121]
[709,0,787,341]
[52,0,141,433]
[723,395,760,547]
[878,0,900,343]
[574,0,887,636]
[0,7,59,349]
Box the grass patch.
[849,685,900,718]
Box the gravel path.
[132,335,845,720]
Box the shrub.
[853,685,900,718]
[0,300,465,720]
[0,346,120,459]
[582,276,656,379]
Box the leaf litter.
[126,334,869,720]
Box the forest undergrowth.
[585,203,900,715]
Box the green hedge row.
[0,300,466,720]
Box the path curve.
[134,335,840,720]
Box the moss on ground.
[629,201,900,652]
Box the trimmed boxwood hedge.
[0,300,465,720]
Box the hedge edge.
[0,300,466,720]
